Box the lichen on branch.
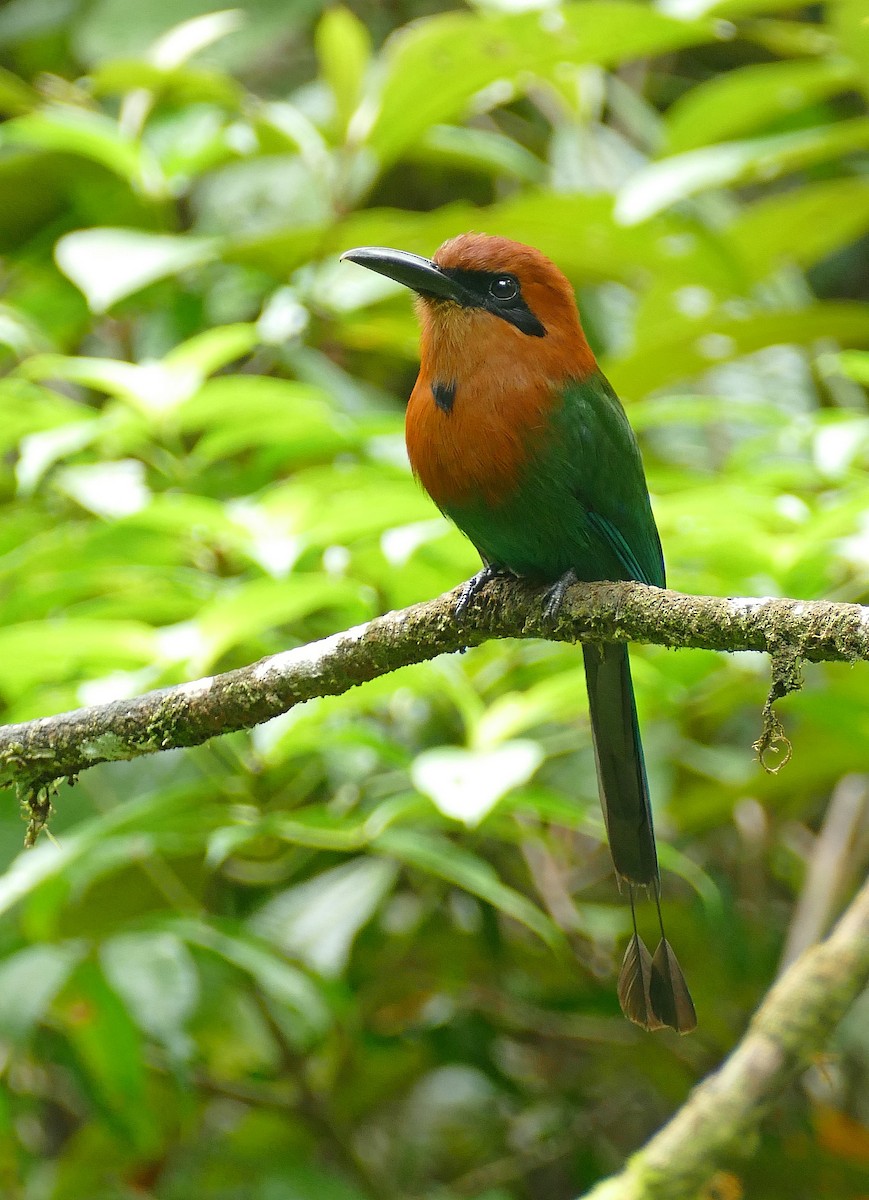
[2,579,869,818]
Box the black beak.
[340,246,471,304]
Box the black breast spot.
[432,379,457,414]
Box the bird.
[341,234,696,1033]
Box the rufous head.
[342,234,598,506]
[341,233,593,375]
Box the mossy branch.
[2,578,869,814]
[2,578,868,1190]
[582,873,869,1200]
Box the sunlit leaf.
[228,190,740,290]
[175,374,356,465]
[406,124,546,182]
[149,8,245,69]
[728,178,869,278]
[100,930,198,1059]
[0,942,85,1041]
[364,4,718,165]
[15,415,104,494]
[192,575,372,667]
[412,741,544,827]
[251,858,398,977]
[830,350,869,384]
[664,58,858,153]
[617,118,869,223]
[607,303,869,397]
[0,618,157,694]
[0,106,167,196]
[55,459,151,518]
[0,65,38,114]
[831,0,869,100]
[163,322,258,374]
[89,58,243,107]
[315,5,371,137]
[55,227,219,312]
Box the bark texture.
[3,579,869,808]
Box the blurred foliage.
[0,0,869,1197]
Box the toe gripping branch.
[455,564,513,619]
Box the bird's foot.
[455,564,509,619]
[541,569,578,623]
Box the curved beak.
[340,246,470,304]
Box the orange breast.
[405,304,594,508]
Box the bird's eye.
[489,276,518,301]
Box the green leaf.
[192,575,371,667]
[60,960,154,1148]
[21,325,258,419]
[0,106,167,197]
[172,918,331,1045]
[15,414,104,494]
[0,379,88,454]
[406,124,546,182]
[148,7,246,69]
[55,459,151,518]
[664,58,859,153]
[412,742,544,827]
[606,302,869,398]
[247,191,737,295]
[89,58,243,107]
[162,323,258,374]
[365,4,717,166]
[617,118,869,223]
[73,0,321,73]
[0,790,218,930]
[0,618,157,695]
[250,858,398,978]
[315,5,371,136]
[831,0,869,100]
[728,177,869,279]
[374,828,563,950]
[475,673,583,745]
[0,65,38,114]
[0,942,85,1042]
[55,228,219,313]
[100,931,198,1059]
[175,375,355,464]
[830,350,869,384]
[0,305,48,358]
[738,17,837,58]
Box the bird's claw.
[455,565,507,619]
[541,569,578,623]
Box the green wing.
[438,371,665,588]
[554,373,665,588]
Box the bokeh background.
[0,0,868,1196]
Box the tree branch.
[2,576,868,1179]
[2,578,869,805]
[581,872,869,1200]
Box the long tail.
[582,641,696,1033]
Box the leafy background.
[1,0,869,1196]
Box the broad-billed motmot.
[342,234,696,1033]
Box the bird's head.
[341,233,595,381]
